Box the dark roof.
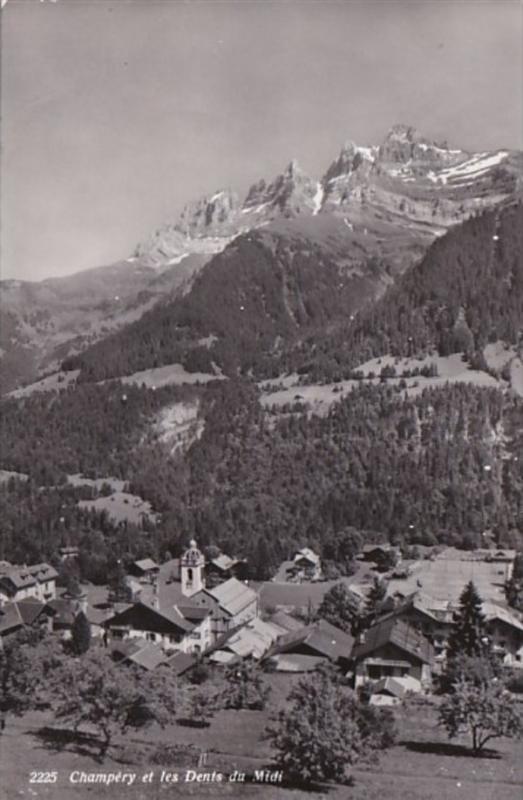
[176,605,210,622]
[0,603,23,635]
[105,601,194,635]
[271,619,354,661]
[16,599,48,625]
[351,617,433,664]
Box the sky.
[1,0,522,281]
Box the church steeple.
[181,539,205,596]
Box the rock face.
[2,124,521,392]
[136,123,521,274]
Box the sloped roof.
[206,578,257,617]
[165,651,198,675]
[0,603,23,635]
[271,619,354,661]
[134,558,159,572]
[176,605,211,623]
[211,554,236,571]
[27,563,58,581]
[269,611,303,632]
[294,548,320,565]
[16,599,48,625]
[483,601,523,632]
[351,617,433,664]
[270,653,325,672]
[125,642,168,671]
[372,676,408,698]
[105,601,194,634]
[223,618,285,659]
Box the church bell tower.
[181,539,205,597]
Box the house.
[192,577,258,639]
[0,563,58,604]
[359,544,400,572]
[351,617,433,689]
[206,553,247,584]
[209,617,286,664]
[0,599,53,642]
[266,619,354,672]
[377,592,454,662]
[103,600,213,654]
[288,548,322,582]
[482,602,523,668]
[128,558,160,582]
[59,546,80,562]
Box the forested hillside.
[61,202,522,385]
[295,202,523,380]
[1,378,522,579]
[61,233,386,382]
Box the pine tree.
[446,581,486,661]
[71,611,91,656]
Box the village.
[1,539,522,702]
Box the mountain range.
[2,124,522,393]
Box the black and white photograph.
[1,0,522,797]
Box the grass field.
[2,675,521,800]
[77,492,159,526]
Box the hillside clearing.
[77,492,159,525]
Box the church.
[104,540,258,654]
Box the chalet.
[59,546,80,562]
[0,599,53,642]
[207,553,247,584]
[103,600,213,654]
[359,544,400,572]
[483,602,523,667]
[128,558,160,581]
[209,617,286,665]
[351,617,433,689]
[266,619,354,672]
[377,592,454,662]
[288,548,322,582]
[192,577,258,638]
[0,563,58,605]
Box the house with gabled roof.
[266,619,354,672]
[209,617,286,665]
[103,599,213,654]
[0,598,53,642]
[0,563,57,605]
[351,616,433,689]
[482,601,523,668]
[191,577,258,638]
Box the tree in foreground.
[316,582,361,633]
[70,611,91,655]
[223,661,270,710]
[0,630,39,728]
[439,678,523,755]
[266,668,395,785]
[52,651,178,758]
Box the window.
[146,632,156,642]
